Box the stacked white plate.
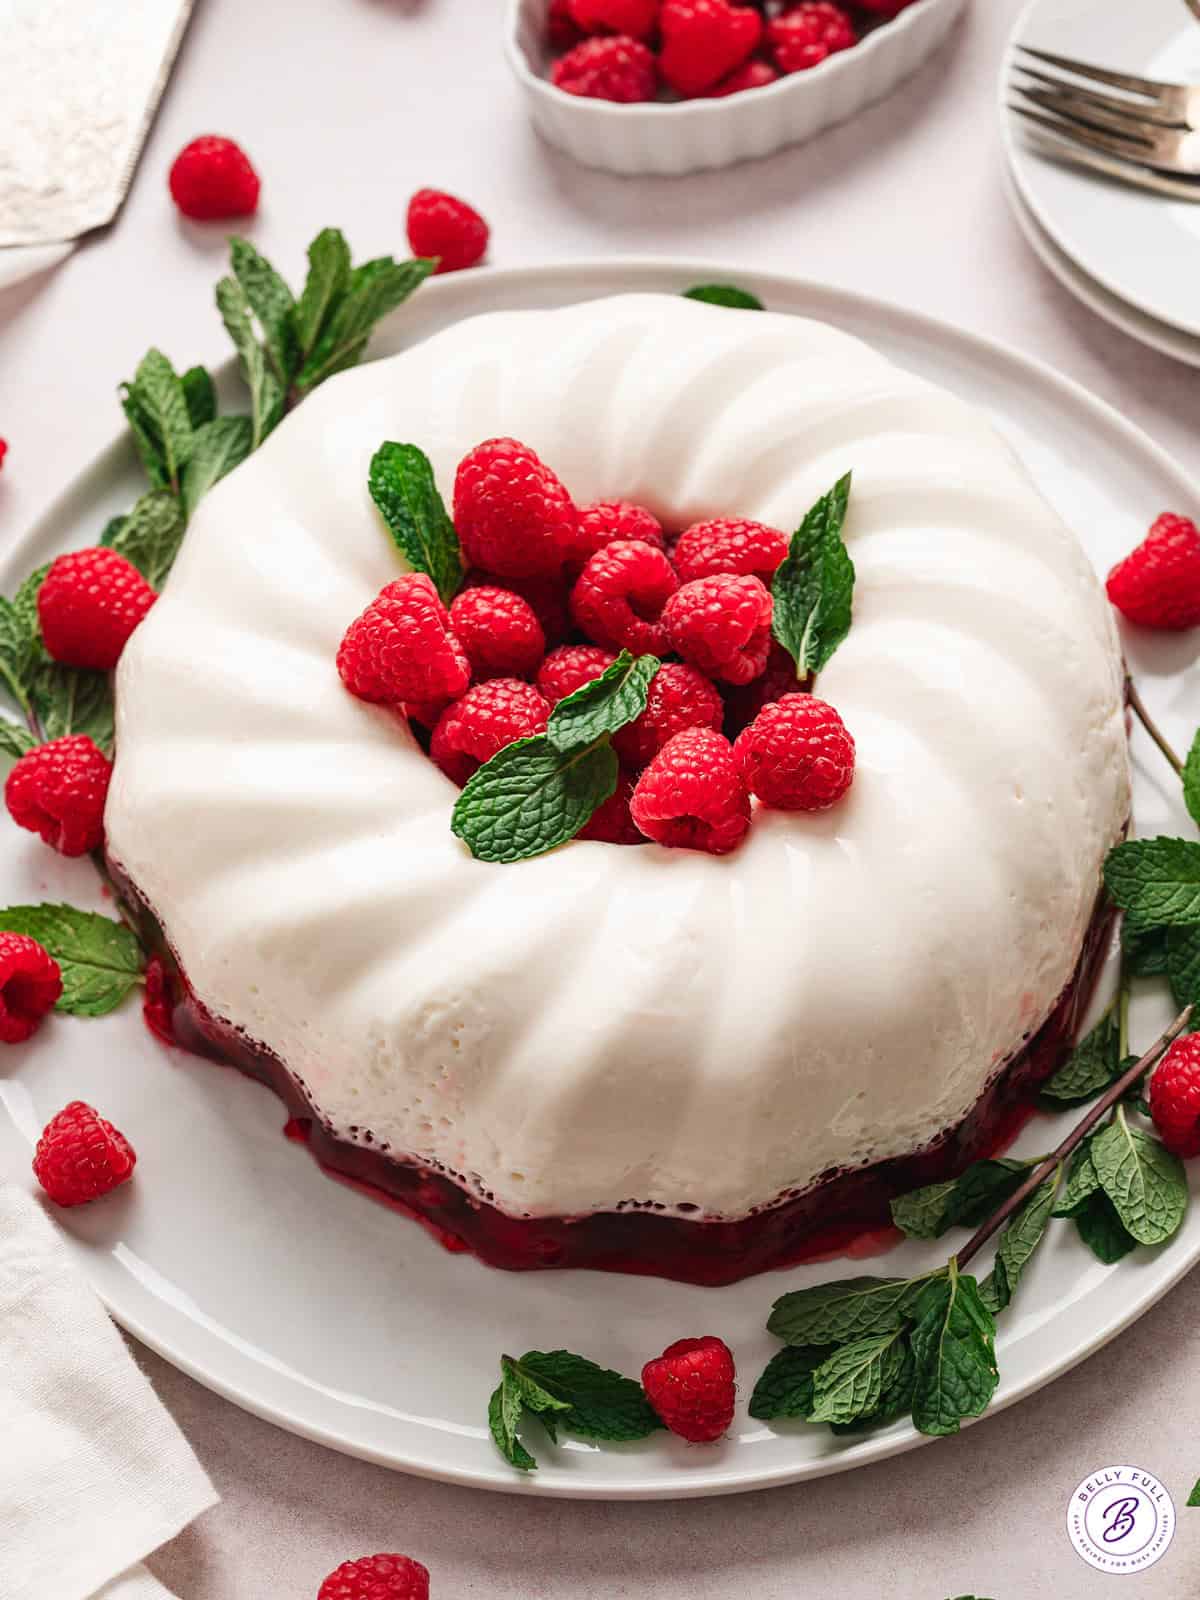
[1001,0,1200,367]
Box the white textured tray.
[0,258,1197,1500]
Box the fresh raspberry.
[570,0,660,41]
[662,573,773,685]
[671,517,788,585]
[142,955,176,1047]
[468,571,573,648]
[572,501,666,565]
[630,727,750,854]
[38,548,157,672]
[612,662,724,766]
[735,693,855,811]
[318,1555,430,1600]
[1106,514,1200,631]
[0,933,62,1043]
[1149,1037,1200,1159]
[768,3,856,72]
[337,575,470,708]
[32,1101,136,1207]
[704,57,780,94]
[168,135,260,220]
[571,540,679,655]
[449,586,545,681]
[579,768,644,844]
[552,35,659,101]
[536,643,616,703]
[454,439,576,580]
[548,0,585,49]
[722,639,803,733]
[642,1335,737,1442]
[431,679,550,785]
[658,0,763,97]
[406,189,489,275]
[5,735,112,857]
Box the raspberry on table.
[552,35,660,102]
[572,500,665,566]
[406,189,490,275]
[318,1555,430,1600]
[1150,1036,1200,1159]
[168,135,260,220]
[0,933,61,1044]
[735,692,855,811]
[658,0,763,98]
[579,768,644,844]
[449,585,545,681]
[38,547,157,672]
[722,639,804,734]
[662,573,773,685]
[612,661,724,767]
[768,3,857,73]
[549,0,586,49]
[338,574,471,709]
[536,643,616,703]
[32,1101,136,1207]
[641,1335,737,1442]
[571,539,679,655]
[454,438,577,580]
[570,0,660,40]
[431,679,550,786]
[5,735,112,857]
[630,726,751,854]
[671,517,788,586]
[704,58,780,95]
[1106,513,1200,630]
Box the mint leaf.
[230,237,298,385]
[1053,1140,1102,1218]
[808,1329,903,1426]
[181,365,216,429]
[1041,1008,1123,1106]
[890,1158,1031,1240]
[513,1350,661,1442]
[367,443,463,606]
[980,1168,1059,1314]
[451,735,618,864]
[292,227,352,360]
[216,276,284,448]
[119,382,169,489]
[767,1273,939,1347]
[0,719,35,761]
[297,256,434,391]
[1187,1478,1200,1508]
[128,349,193,491]
[909,1266,998,1438]
[0,903,143,1016]
[547,651,659,752]
[747,1345,829,1421]
[1167,925,1200,1014]
[30,660,114,753]
[771,473,855,678]
[1104,837,1200,930]
[488,1382,536,1472]
[502,1355,573,1420]
[181,416,254,519]
[1092,1110,1188,1246]
[830,1337,916,1435]
[682,283,765,311]
[0,564,46,721]
[1122,921,1169,977]
[1185,728,1200,830]
[1075,1190,1138,1263]
[106,489,186,589]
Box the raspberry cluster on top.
[546,0,920,104]
[336,434,858,856]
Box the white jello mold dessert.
[106,293,1129,1283]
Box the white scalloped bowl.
[505,0,968,176]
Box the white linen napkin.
[0,1184,218,1600]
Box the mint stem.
[955,1003,1193,1272]
[1128,679,1184,776]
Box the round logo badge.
[1066,1466,1176,1574]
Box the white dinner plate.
[1003,0,1200,339]
[0,259,1198,1500]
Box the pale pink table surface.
[2,0,1199,1594]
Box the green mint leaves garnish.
[292,228,353,363]
[908,1263,998,1437]
[1188,1478,1200,1508]
[181,365,216,429]
[682,283,765,311]
[767,1273,937,1347]
[119,350,195,494]
[0,904,143,1016]
[180,419,254,519]
[102,491,188,590]
[1041,1006,1124,1106]
[747,1345,829,1421]
[295,256,435,393]
[1105,837,1200,929]
[771,472,855,679]
[1167,925,1200,1014]
[451,736,618,864]
[890,1158,1034,1241]
[488,1350,662,1471]
[807,1328,906,1427]
[229,237,299,396]
[547,651,659,752]
[979,1168,1060,1314]
[1184,728,1200,830]
[368,443,463,606]
[1075,1190,1139,1263]
[1090,1106,1188,1247]
[216,276,285,449]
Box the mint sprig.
[368,443,463,606]
[547,651,659,752]
[682,283,765,311]
[979,1167,1060,1314]
[807,1328,906,1427]
[292,228,352,363]
[908,1263,998,1437]
[1041,1004,1124,1106]
[767,1273,938,1347]
[0,903,143,1016]
[771,472,855,679]
[747,1345,829,1421]
[488,1350,661,1471]
[451,736,618,864]
[181,365,216,429]
[102,490,188,589]
[1167,925,1200,1014]
[890,1157,1036,1241]
[1075,1190,1138,1263]
[1105,837,1200,929]
[1091,1106,1188,1246]
[119,349,194,493]
[295,256,435,393]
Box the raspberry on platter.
[0,932,62,1044]
[33,1101,136,1207]
[5,735,112,857]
